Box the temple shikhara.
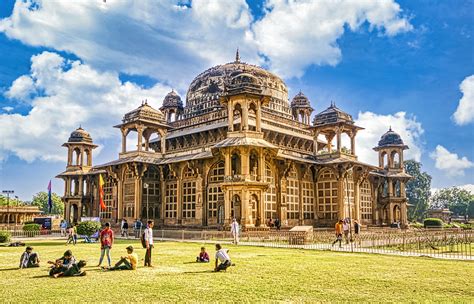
[56,53,411,228]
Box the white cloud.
[0,51,171,163]
[5,75,35,101]
[251,0,412,78]
[0,0,411,82]
[2,106,14,112]
[430,145,474,177]
[453,75,474,125]
[350,111,424,166]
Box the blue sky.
[0,0,473,200]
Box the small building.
[427,208,452,223]
[0,206,42,227]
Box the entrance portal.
[231,194,241,223]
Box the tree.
[431,187,474,217]
[404,160,432,222]
[31,192,64,215]
[0,194,24,206]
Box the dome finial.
[79,124,82,129]
[235,48,240,63]
[389,125,392,131]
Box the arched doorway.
[250,194,260,227]
[71,204,79,224]
[393,205,401,223]
[231,194,241,223]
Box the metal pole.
[144,183,149,221]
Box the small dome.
[377,127,405,147]
[161,90,183,109]
[291,91,312,108]
[122,101,166,124]
[68,126,93,143]
[313,102,353,126]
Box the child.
[52,260,87,278]
[19,246,40,268]
[48,250,76,277]
[106,246,138,271]
[196,247,210,263]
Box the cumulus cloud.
[0,0,411,82]
[251,0,412,78]
[5,75,36,101]
[0,51,171,162]
[430,145,474,177]
[350,111,424,166]
[453,75,474,125]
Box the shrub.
[23,223,41,231]
[459,223,472,230]
[410,222,424,229]
[424,218,443,228]
[76,221,102,237]
[0,230,11,243]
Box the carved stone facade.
[57,54,410,228]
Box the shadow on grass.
[183,270,215,274]
[31,274,50,279]
[0,267,20,272]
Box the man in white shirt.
[214,243,231,272]
[343,219,350,244]
[144,220,154,267]
[230,218,239,245]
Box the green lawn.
[0,240,473,303]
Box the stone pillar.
[227,102,234,132]
[280,177,288,225]
[161,133,166,154]
[388,203,394,224]
[242,102,249,131]
[241,148,250,180]
[256,104,262,132]
[241,188,249,226]
[121,128,127,153]
[258,149,265,181]
[336,128,341,153]
[224,149,231,176]
[337,179,345,220]
[401,202,408,227]
[354,181,361,221]
[195,175,203,223]
[176,177,182,223]
[134,177,142,219]
[313,131,319,156]
[117,178,123,220]
[80,147,84,166]
[67,148,72,166]
[350,133,356,155]
[78,176,84,196]
[298,174,304,224]
[137,126,143,152]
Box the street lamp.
[143,183,149,221]
[2,190,14,229]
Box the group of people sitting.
[18,243,232,277]
[196,244,234,272]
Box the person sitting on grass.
[52,260,87,278]
[105,246,138,271]
[48,250,76,277]
[214,244,232,272]
[196,247,210,263]
[19,246,40,268]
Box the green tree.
[31,192,64,215]
[431,187,474,216]
[0,194,24,206]
[404,160,432,222]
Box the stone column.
[134,177,142,219]
[256,104,262,132]
[241,148,250,180]
[388,203,394,224]
[176,177,182,223]
[401,202,408,227]
[336,128,341,153]
[227,102,234,132]
[280,177,288,225]
[338,178,345,220]
[78,176,84,196]
[195,175,203,223]
[121,128,127,153]
[80,147,84,166]
[241,189,249,226]
[116,177,123,220]
[67,148,72,166]
[350,133,356,155]
[313,131,319,156]
[242,101,249,131]
[137,126,143,152]
[354,180,361,221]
[258,149,265,181]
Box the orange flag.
[99,174,106,211]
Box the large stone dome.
[68,126,93,143]
[377,127,405,147]
[183,55,291,119]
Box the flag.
[99,174,106,211]
[47,180,52,213]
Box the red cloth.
[199,251,209,261]
[100,228,114,247]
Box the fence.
[151,228,473,260]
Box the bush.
[23,223,41,231]
[0,230,11,243]
[410,222,424,229]
[459,223,472,230]
[76,221,102,237]
[424,218,443,228]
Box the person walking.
[354,220,361,246]
[60,220,67,237]
[332,220,344,248]
[230,218,239,245]
[144,220,154,267]
[122,219,129,238]
[97,222,114,267]
[120,218,126,237]
[343,219,350,244]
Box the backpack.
[140,231,147,248]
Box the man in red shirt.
[97,222,114,267]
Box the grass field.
[0,240,473,303]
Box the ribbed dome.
[291,91,312,108]
[313,103,353,126]
[161,90,183,109]
[68,127,93,143]
[184,55,291,119]
[377,127,405,147]
[122,101,166,124]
